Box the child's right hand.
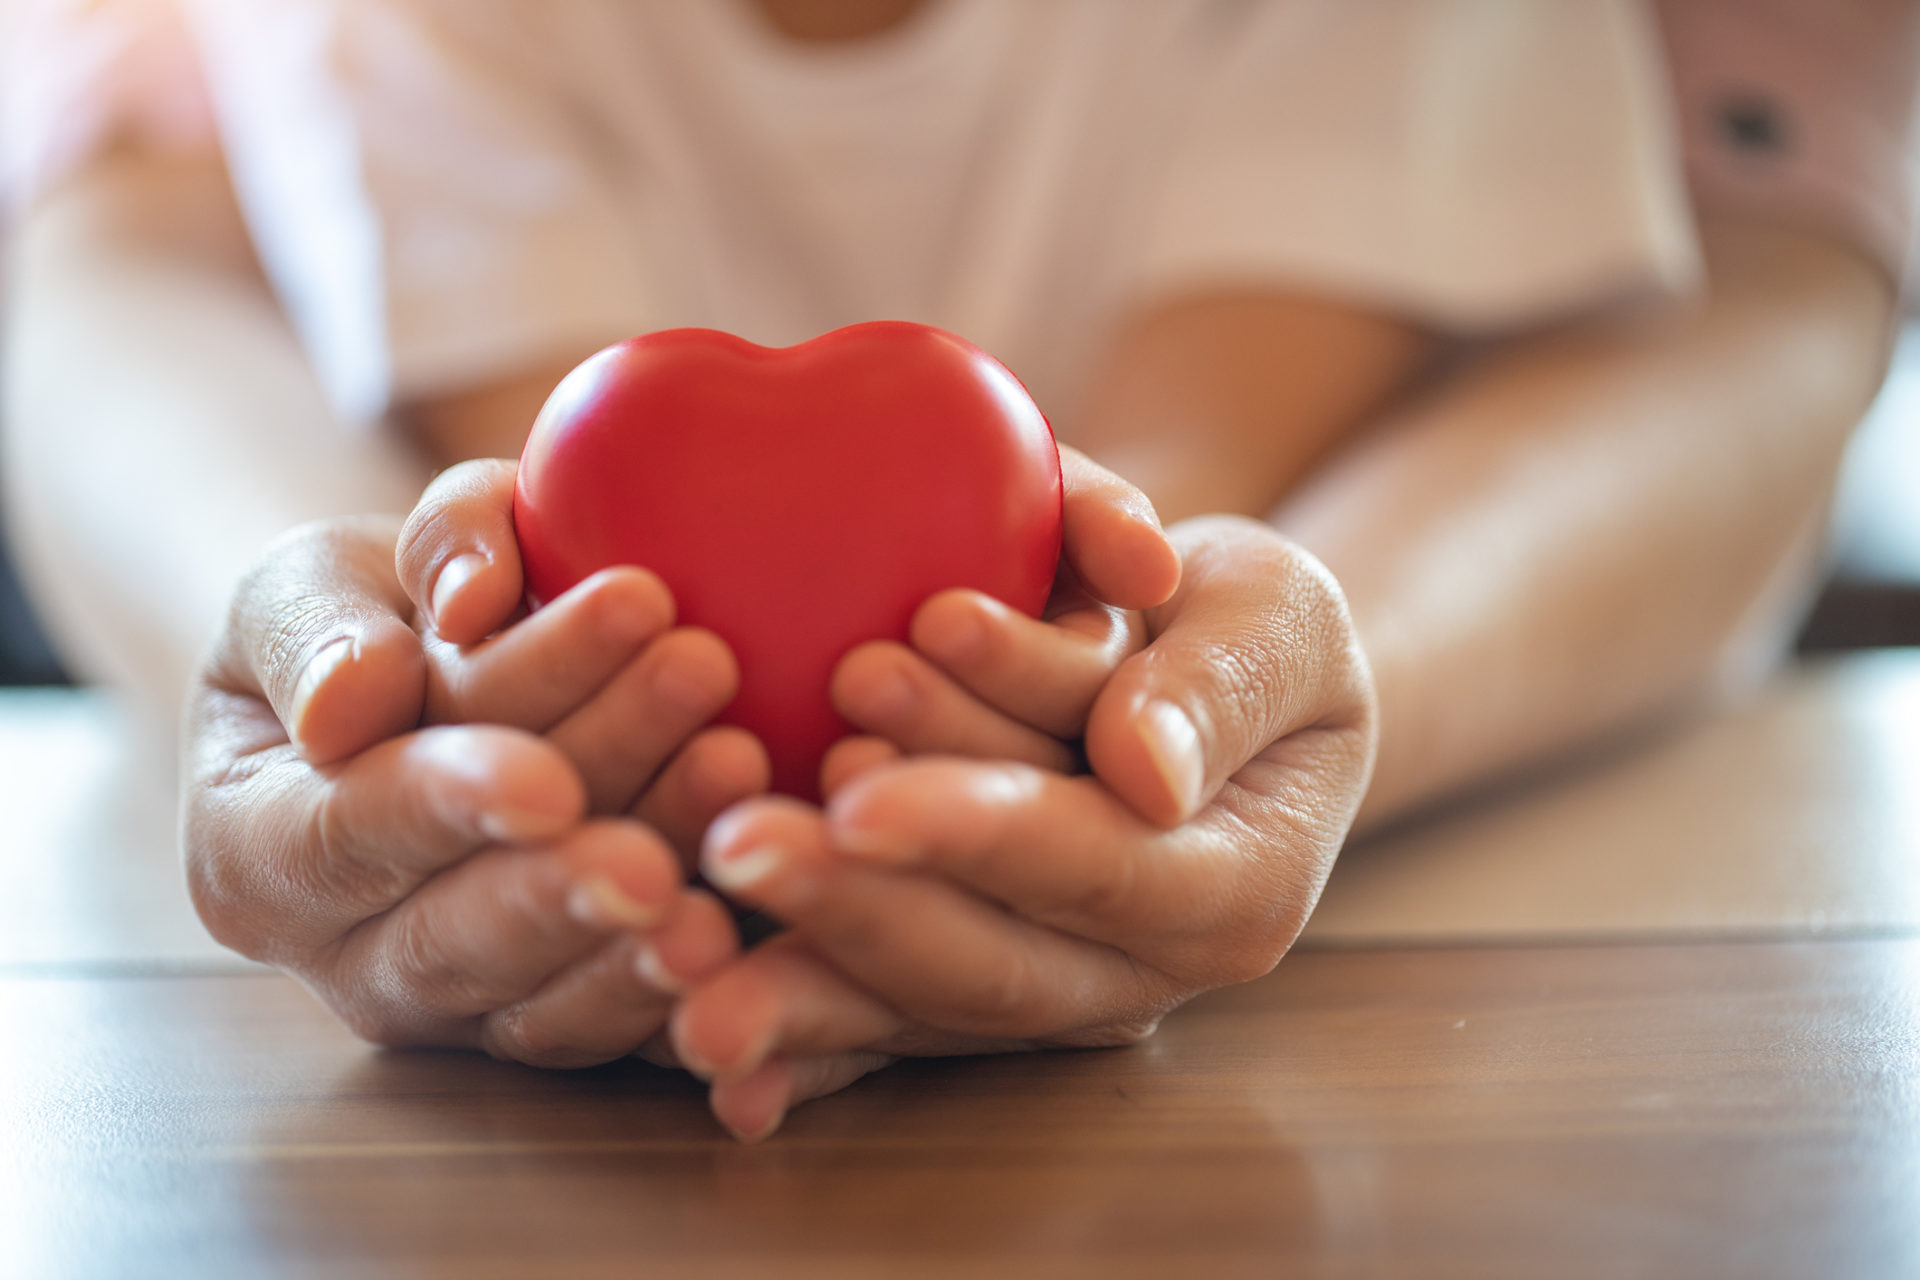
[182,500,749,1067]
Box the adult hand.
[670,516,1378,1139]
[182,516,740,1068]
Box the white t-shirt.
[15,0,1702,425]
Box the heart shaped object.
[513,321,1064,799]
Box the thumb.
[213,516,427,765]
[394,457,526,645]
[1084,516,1376,826]
[1057,446,1182,611]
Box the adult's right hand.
[182,514,739,1066]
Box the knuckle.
[1212,896,1299,987]
[308,786,413,914]
[481,1005,557,1065]
[383,908,489,1018]
[397,461,513,586]
[183,858,259,958]
[181,815,251,952]
[951,947,1043,1033]
[1214,622,1287,718]
[261,593,347,679]
[1062,840,1140,923]
[234,522,351,629]
[815,905,898,969]
[406,459,508,533]
[181,756,315,964]
[336,1002,421,1050]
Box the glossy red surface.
[513,322,1064,799]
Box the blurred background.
[8,372,1914,674]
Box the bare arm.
[1080,220,1895,830]
[1281,220,1892,826]
[1072,293,1432,526]
[0,144,595,738]
[0,149,432,733]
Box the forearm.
[1071,294,1430,525]
[0,149,431,734]
[1274,220,1895,829]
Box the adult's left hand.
[668,515,1379,1139]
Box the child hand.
[825,446,1184,806]
[182,516,741,1068]
[396,460,771,860]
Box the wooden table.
[7,656,1919,1278]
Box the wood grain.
[8,938,1916,1278]
[10,656,1920,974]
[1308,651,1920,944]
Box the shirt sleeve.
[180,0,653,422]
[1132,0,1702,334]
[1655,0,1920,291]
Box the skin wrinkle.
[310,771,416,924]
[357,861,538,1047]
[482,1002,553,1062]
[1043,942,1156,1043]
[194,751,327,960]
[260,592,360,694]
[1205,738,1366,967]
[1150,521,1349,757]
[189,701,293,789]
[488,917,695,1067]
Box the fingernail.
[673,1018,721,1080]
[828,811,918,865]
[703,845,784,896]
[730,1108,785,1144]
[1126,500,1167,533]
[430,553,487,634]
[567,875,664,931]
[477,804,564,845]
[634,942,686,995]
[1137,699,1205,819]
[727,1024,780,1082]
[288,635,356,739]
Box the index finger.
[1057,446,1182,611]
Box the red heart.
[513,321,1064,800]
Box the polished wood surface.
[1308,651,1920,944]
[7,655,1920,1276]
[8,939,1916,1279]
[9,657,1919,975]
